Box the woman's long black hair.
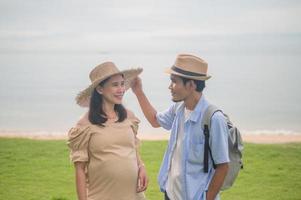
[88,76,127,126]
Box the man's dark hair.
[181,77,206,92]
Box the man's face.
[168,74,191,102]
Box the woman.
[67,61,148,200]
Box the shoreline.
[1,131,301,144]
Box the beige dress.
[67,116,146,200]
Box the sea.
[0,34,301,137]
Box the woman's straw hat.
[165,54,211,80]
[76,61,142,107]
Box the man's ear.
[96,86,103,94]
[189,80,196,90]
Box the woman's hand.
[137,164,149,192]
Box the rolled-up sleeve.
[210,111,230,164]
[156,104,177,130]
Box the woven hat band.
[172,65,206,77]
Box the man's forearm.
[135,90,160,127]
[206,163,229,200]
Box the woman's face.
[97,74,125,105]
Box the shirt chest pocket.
[188,131,205,164]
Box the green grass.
[1,138,301,200]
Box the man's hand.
[137,165,149,192]
[131,77,143,95]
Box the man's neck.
[184,92,202,110]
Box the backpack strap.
[203,124,212,173]
[201,104,221,129]
[202,104,222,173]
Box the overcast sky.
[1,0,300,53]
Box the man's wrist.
[134,90,144,96]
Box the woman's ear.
[96,86,103,94]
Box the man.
[131,54,229,200]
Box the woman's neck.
[102,101,116,119]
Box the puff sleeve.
[129,114,141,147]
[67,126,91,163]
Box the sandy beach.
[1,131,301,144]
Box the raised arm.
[131,77,160,128]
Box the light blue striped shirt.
[156,96,230,200]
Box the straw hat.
[76,61,143,107]
[165,54,211,80]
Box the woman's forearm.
[75,162,87,200]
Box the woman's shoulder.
[76,111,91,127]
[126,109,139,121]
[68,112,91,138]
[126,109,140,127]
[126,109,135,118]
[68,112,92,145]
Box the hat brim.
[165,68,211,81]
[76,68,143,107]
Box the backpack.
[201,104,244,190]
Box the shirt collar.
[188,94,208,123]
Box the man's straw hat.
[165,54,211,81]
[76,61,142,107]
